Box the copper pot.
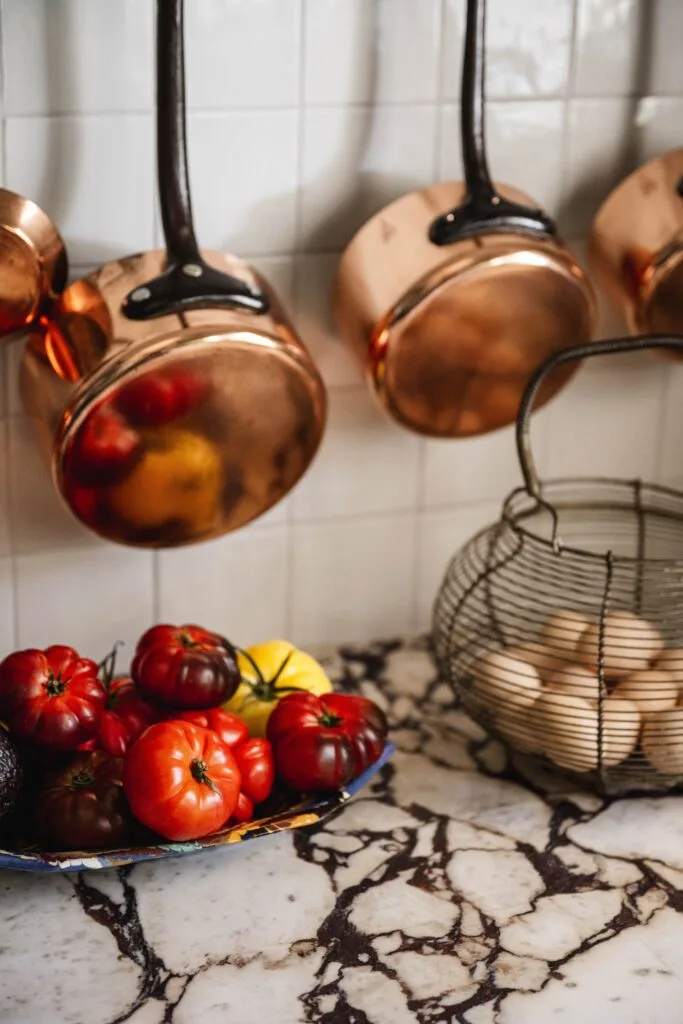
[333,0,596,438]
[589,148,683,344]
[13,0,326,548]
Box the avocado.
[0,727,22,821]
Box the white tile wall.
[0,0,682,662]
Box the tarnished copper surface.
[589,148,683,345]
[334,181,596,438]
[0,188,67,334]
[20,250,326,547]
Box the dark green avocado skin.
[0,728,22,820]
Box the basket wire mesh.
[433,335,683,796]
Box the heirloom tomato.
[131,624,240,710]
[35,750,131,850]
[232,738,275,806]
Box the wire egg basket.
[433,335,683,797]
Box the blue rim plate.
[0,742,395,873]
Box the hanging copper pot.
[7,0,326,548]
[589,148,683,345]
[333,0,596,438]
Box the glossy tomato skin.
[231,790,254,824]
[97,677,159,757]
[233,738,275,805]
[70,400,142,485]
[267,692,388,792]
[123,720,241,841]
[132,625,240,710]
[116,367,208,427]
[0,646,106,749]
[176,708,249,749]
[35,750,132,850]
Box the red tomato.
[70,400,142,485]
[233,738,275,805]
[123,720,241,840]
[176,708,248,749]
[116,367,208,427]
[267,692,388,792]
[231,791,254,824]
[131,624,240,710]
[97,677,159,757]
[0,646,106,750]
[35,750,132,851]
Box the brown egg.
[653,649,683,691]
[546,664,602,702]
[473,650,542,711]
[507,641,568,682]
[574,612,663,679]
[611,670,679,715]
[536,689,640,772]
[642,708,683,775]
[495,697,544,754]
[539,610,591,657]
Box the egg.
[536,689,641,772]
[611,670,679,715]
[472,650,542,711]
[653,648,683,690]
[494,698,543,753]
[642,708,683,775]
[574,612,663,679]
[540,610,591,657]
[507,641,568,681]
[546,664,602,702]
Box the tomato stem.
[190,757,218,793]
[45,673,66,697]
[319,709,342,728]
[70,771,94,789]
[98,641,123,691]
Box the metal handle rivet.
[182,263,203,278]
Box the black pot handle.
[516,334,683,499]
[429,0,555,247]
[122,0,268,321]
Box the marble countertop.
[3,637,683,1024]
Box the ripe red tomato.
[233,738,275,806]
[35,750,132,850]
[123,720,241,840]
[96,677,159,757]
[231,791,254,824]
[70,400,142,485]
[0,646,106,749]
[267,692,388,792]
[116,367,208,427]
[176,708,248,749]
[131,625,240,710]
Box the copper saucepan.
[13,0,326,548]
[333,0,596,438]
[589,148,683,345]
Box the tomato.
[231,791,254,824]
[223,640,333,737]
[267,692,388,792]
[132,624,240,710]
[35,750,132,850]
[96,677,159,757]
[70,400,142,485]
[0,646,106,750]
[232,737,274,806]
[176,708,248,749]
[116,367,208,427]
[123,720,241,840]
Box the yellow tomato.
[223,640,333,736]
[108,429,221,533]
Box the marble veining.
[3,637,683,1023]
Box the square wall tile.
[291,515,416,646]
[16,546,154,664]
[442,0,574,101]
[293,253,363,388]
[300,104,438,251]
[304,0,442,106]
[5,115,155,265]
[0,421,10,557]
[187,111,299,256]
[573,0,683,99]
[7,416,96,554]
[290,388,420,521]
[157,524,289,647]
[0,558,16,658]
[187,0,300,110]
[416,502,500,631]
[541,361,666,481]
[439,100,566,212]
[1,0,154,116]
[657,367,683,487]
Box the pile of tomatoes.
[0,625,389,852]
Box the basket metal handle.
[516,334,683,498]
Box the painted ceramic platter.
[0,743,394,873]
